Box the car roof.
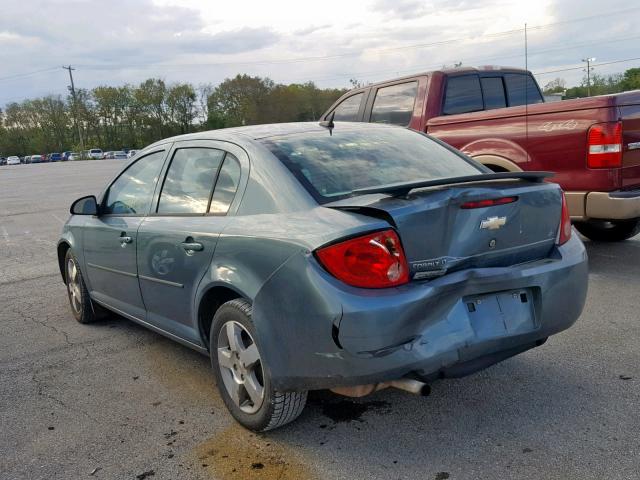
[145,121,401,148]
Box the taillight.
[316,229,409,288]
[557,190,572,245]
[461,196,517,209]
[587,121,622,168]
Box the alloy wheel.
[66,258,82,314]
[217,321,265,414]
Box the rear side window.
[104,150,166,215]
[209,155,241,215]
[443,75,483,115]
[480,77,506,110]
[504,74,543,106]
[331,93,363,121]
[370,82,418,126]
[158,148,225,214]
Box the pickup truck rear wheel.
[210,299,307,431]
[574,219,640,242]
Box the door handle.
[119,235,133,245]
[181,241,204,252]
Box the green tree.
[166,83,197,134]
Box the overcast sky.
[1,0,639,105]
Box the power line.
[534,57,640,76]
[75,6,640,71]
[0,67,59,82]
[278,34,640,85]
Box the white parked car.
[86,148,103,160]
[68,152,80,161]
[7,156,20,165]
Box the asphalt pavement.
[1,160,639,480]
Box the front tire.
[210,299,307,431]
[574,219,640,242]
[64,250,107,323]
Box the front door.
[137,141,244,345]
[83,149,168,319]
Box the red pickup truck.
[322,66,640,241]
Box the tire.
[574,219,640,242]
[210,298,307,432]
[64,249,107,323]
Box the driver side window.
[103,150,166,215]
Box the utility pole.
[582,57,596,96]
[63,65,84,152]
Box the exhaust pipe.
[388,379,431,396]
[330,379,430,398]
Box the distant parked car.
[104,151,127,159]
[102,151,114,159]
[62,151,73,161]
[30,155,43,164]
[127,149,138,158]
[0,157,6,166]
[7,156,21,165]
[68,152,80,161]
[48,153,63,162]
[83,149,103,160]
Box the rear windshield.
[90,149,102,154]
[262,126,481,203]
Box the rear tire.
[574,219,640,242]
[210,298,307,431]
[64,250,108,323]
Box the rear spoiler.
[352,171,554,197]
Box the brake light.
[461,196,517,209]
[587,121,622,168]
[557,190,572,245]
[316,229,409,288]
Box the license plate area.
[465,288,538,339]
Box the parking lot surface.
[1,160,639,480]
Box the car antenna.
[319,111,335,135]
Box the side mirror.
[70,195,99,216]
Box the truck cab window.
[370,82,418,126]
[443,75,483,115]
[331,93,364,121]
[504,74,543,106]
[481,77,506,110]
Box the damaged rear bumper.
[252,234,588,392]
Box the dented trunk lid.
[326,180,562,279]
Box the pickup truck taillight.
[587,121,622,168]
[557,191,572,246]
[316,229,409,288]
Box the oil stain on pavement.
[195,425,316,480]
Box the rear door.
[83,148,168,319]
[136,140,246,344]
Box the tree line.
[542,67,640,98]
[0,75,347,156]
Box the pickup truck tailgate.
[618,91,640,187]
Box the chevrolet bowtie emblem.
[480,216,507,230]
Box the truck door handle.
[181,241,204,252]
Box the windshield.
[90,149,102,154]
[262,126,482,203]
